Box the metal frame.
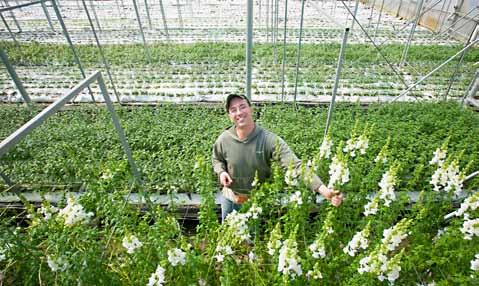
[0,71,142,184]
[0,48,32,106]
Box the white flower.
[471,254,479,271]
[198,279,206,286]
[214,253,224,262]
[460,215,479,240]
[214,245,234,263]
[430,162,464,195]
[167,248,186,266]
[147,265,166,286]
[343,229,369,257]
[47,255,69,272]
[456,193,479,217]
[378,170,397,207]
[285,168,299,186]
[247,204,262,219]
[364,197,379,216]
[278,239,302,278]
[343,138,357,157]
[289,191,303,206]
[386,264,401,282]
[429,148,446,166]
[375,153,388,164]
[356,135,369,155]
[309,241,326,259]
[248,251,256,262]
[38,205,58,221]
[58,197,94,226]
[319,137,333,159]
[224,210,251,242]
[122,235,143,254]
[382,226,408,252]
[328,156,349,188]
[267,239,282,256]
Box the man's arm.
[212,139,233,188]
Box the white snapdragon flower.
[343,228,369,257]
[306,263,323,280]
[378,170,397,207]
[214,245,234,263]
[382,226,409,252]
[289,191,303,206]
[356,135,369,155]
[224,210,251,242]
[328,156,349,188]
[471,254,479,271]
[429,148,447,166]
[456,193,479,217]
[38,205,59,221]
[309,240,326,259]
[47,255,69,272]
[430,162,464,195]
[167,248,186,266]
[364,196,380,216]
[248,251,256,262]
[375,152,388,164]
[278,239,302,278]
[319,137,333,159]
[267,239,282,256]
[122,235,143,254]
[147,265,166,286]
[58,197,94,226]
[247,204,262,219]
[343,138,357,157]
[460,215,479,240]
[285,168,299,186]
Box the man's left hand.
[317,185,343,207]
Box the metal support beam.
[51,0,96,102]
[350,0,359,30]
[0,48,32,106]
[0,171,14,187]
[0,71,142,184]
[0,0,43,12]
[246,0,253,100]
[3,0,21,32]
[462,71,479,107]
[144,0,152,29]
[293,0,306,109]
[89,0,102,32]
[158,0,169,40]
[324,28,349,138]
[40,0,55,31]
[132,0,151,63]
[176,0,183,29]
[400,0,424,66]
[392,39,479,102]
[97,74,142,184]
[280,0,288,102]
[1,13,18,44]
[81,0,121,103]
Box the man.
[212,94,343,222]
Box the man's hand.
[317,185,343,207]
[220,171,233,187]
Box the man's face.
[227,97,254,128]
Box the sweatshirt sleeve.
[212,138,227,176]
[270,135,324,192]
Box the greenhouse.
[0,0,478,284]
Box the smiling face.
[227,97,254,129]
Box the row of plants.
[0,101,478,193]
[0,105,478,284]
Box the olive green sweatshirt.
[212,123,324,195]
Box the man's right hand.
[220,171,233,187]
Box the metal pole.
[246,0,253,100]
[280,0,288,102]
[40,0,55,31]
[340,1,408,88]
[293,0,305,109]
[400,0,424,66]
[350,0,359,31]
[461,71,478,107]
[176,0,183,29]
[270,0,273,43]
[132,0,151,63]
[158,0,169,40]
[258,0,261,27]
[273,0,279,63]
[393,39,479,102]
[50,0,96,102]
[81,0,121,103]
[1,13,18,45]
[265,0,269,42]
[367,0,376,28]
[432,8,478,41]
[144,0,152,29]
[324,28,349,138]
[373,0,385,41]
[98,74,143,185]
[0,48,32,106]
[0,171,13,187]
[89,0,102,32]
[3,0,21,32]
[444,23,478,100]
